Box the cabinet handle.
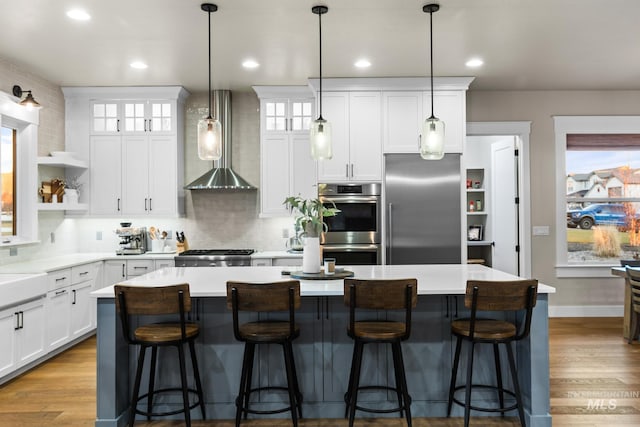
[55,289,67,296]
[350,163,354,177]
[345,164,349,178]
[149,119,153,132]
[14,312,20,330]
[145,198,148,211]
[117,119,120,133]
[149,198,152,211]
[72,290,77,305]
[122,264,125,278]
[289,118,293,131]
[134,266,149,270]
[55,277,67,282]
[418,134,421,149]
[387,203,393,265]
[79,271,89,276]
[117,198,121,212]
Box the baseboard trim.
[549,305,623,317]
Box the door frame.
[467,122,532,278]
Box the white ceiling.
[1,0,639,93]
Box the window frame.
[554,115,640,277]
[0,90,39,247]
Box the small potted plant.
[64,176,83,205]
[284,196,340,273]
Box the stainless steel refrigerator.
[385,153,461,264]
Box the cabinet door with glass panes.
[90,100,175,135]
[263,98,313,135]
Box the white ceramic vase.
[65,189,79,204]
[302,236,321,273]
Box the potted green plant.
[284,196,340,273]
[283,196,340,238]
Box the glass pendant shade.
[197,117,222,160]
[310,118,332,160]
[420,116,445,160]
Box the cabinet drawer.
[272,257,302,267]
[251,258,272,267]
[71,262,100,284]
[154,259,174,270]
[126,260,154,276]
[48,269,72,291]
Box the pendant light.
[310,5,332,160]
[421,3,445,160]
[197,3,222,161]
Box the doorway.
[466,122,531,278]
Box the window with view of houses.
[566,134,640,264]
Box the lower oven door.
[321,244,381,266]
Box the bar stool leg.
[177,343,191,427]
[282,341,299,427]
[243,343,256,420]
[505,342,526,427]
[188,340,206,419]
[393,341,412,427]
[344,338,360,418]
[391,342,405,418]
[129,345,147,427]
[493,343,505,415]
[464,342,475,427]
[348,340,365,427]
[235,343,252,427]
[147,346,158,421]
[447,336,463,416]
[285,340,303,418]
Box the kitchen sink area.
[0,273,47,308]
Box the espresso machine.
[115,226,147,255]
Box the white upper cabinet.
[422,90,466,154]
[254,86,317,217]
[317,91,382,182]
[63,86,188,218]
[382,91,423,153]
[91,99,176,135]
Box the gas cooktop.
[178,249,255,256]
[174,249,255,267]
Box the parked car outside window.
[566,203,634,230]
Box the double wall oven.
[318,183,381,265]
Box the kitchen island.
[92,264,554,427]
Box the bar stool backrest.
[114,283,191,343]
[344,278,418,340]
[226,280,301,312]
[625,268,640,315]
[465,279,538,340]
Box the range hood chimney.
[185,90,256,190]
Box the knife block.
[176,238,189,254]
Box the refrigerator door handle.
[387,203,393,265]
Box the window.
[555,116,640,277]
[1,126,16,236]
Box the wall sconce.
[12,85,41,109]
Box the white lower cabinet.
[0,297,46,378]
[70,280,93,339]
[103,258,159,288]
[46,288,71,350]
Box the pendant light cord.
[429,9,435,119]
[207,9,213,120]
[318,10,323,120]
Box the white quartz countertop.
[92,264,555,298]
[0,252,176,274]
[252,251,302,259]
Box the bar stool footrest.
[238,386,301,416]
[452,384,518,413]
[345,385,412,414]
[134,387,203,417]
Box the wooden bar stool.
[447,279,538,427]
[226,280,303,427]
[114,284,205,427]
[343,278,417,427]
[625,267,640,343]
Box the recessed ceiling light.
[66,9,91,21]
[354,59,371,68]
[465,58,484,68]
[130,61,148,69]
[242,59,260,69]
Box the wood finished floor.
[0,317,638,426]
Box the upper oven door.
[319,195,381,244]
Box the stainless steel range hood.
[185,90,256,190]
